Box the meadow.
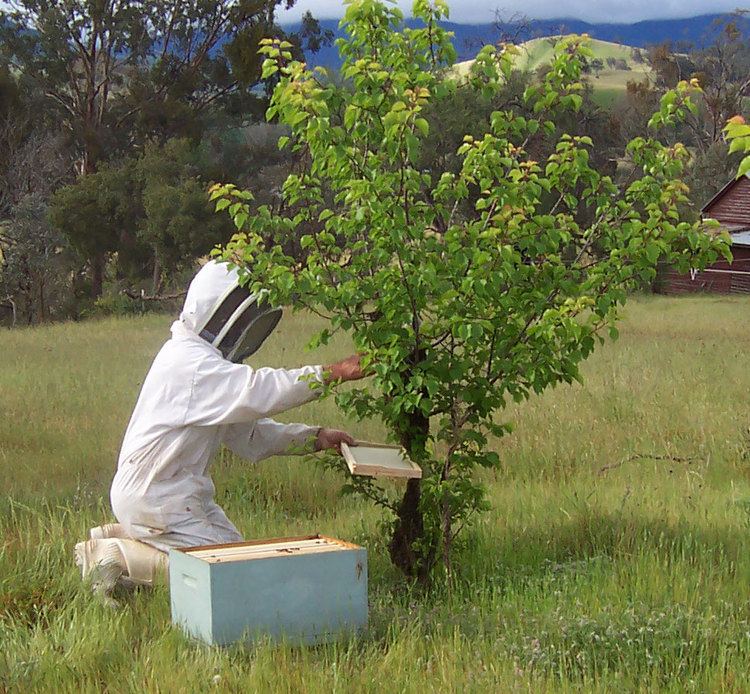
[3,295,750,691]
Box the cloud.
[280,0,740,25]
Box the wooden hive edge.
[178,534,363,562]
[177,534,324,555]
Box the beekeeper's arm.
[185,354,365,427]
[223,420,355,463]
[223,419,318,462]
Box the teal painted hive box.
[169,535,368,646]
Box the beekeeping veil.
[180,261,282,363]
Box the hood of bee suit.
[179,260,282,363]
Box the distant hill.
[293,13,750,70]
[455,37,652,106]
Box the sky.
[279,0,740,25]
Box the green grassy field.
[455,36,652,106]
[3,296,750,691]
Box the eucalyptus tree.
[0,0,329,296]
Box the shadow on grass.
[459,509,747,590]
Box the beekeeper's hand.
[315,428,355,453]
[324,354,367,384]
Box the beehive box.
[169,535,367,646]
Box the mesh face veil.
[181,261,282,363]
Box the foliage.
[686,14,750,149]
[0,195,71,325]
[212,1,730,581]
[643,14,750,204]
[0,0,332,173]
[82,292,168,318]
[685,139,745,208]
[724,116,750,179]
[48,139,239,295]
[48,164,133,297]
[136,139,235,289]
[0,0,332,300]
[0,69,72,220]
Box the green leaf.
[234,212,248,230]
[645,242,660,264]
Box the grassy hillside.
[455,36,652,106]
[4,296,750,690]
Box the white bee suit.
[110,261,323,552]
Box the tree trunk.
[91,253,104,299]
[81,142,105,301]
[388,354,436,582]
[152,253,163,295]
[38,275,46,323]
[389,477,430,580]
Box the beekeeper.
[75,260,365,602]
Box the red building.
[659,174,750,294]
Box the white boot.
[89,523,129,540]
[115,538,169,587]
[74,538,127,608]
[74,538,168,607]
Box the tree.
[0,123,71,222]
[48,167,124,301]
[0,71,74,325]
[616,80,662,145]
[689,14,750,153]
[0,0,331,296]
[136,139,236,291]
[491,8,533,45]
[0,0,332,171]
[642,15,750,206]
[648,43,695,89]
[47,139,239,295]
[212,0,729,582]
[0,196,69,325]
[589,58,604,76]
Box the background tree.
[0,196,69,325]
[643,13,750,205]
[48,165,129,300]
[136,139,236,292]
[0,65,70,220]
[690,13,750,150]
[648,43,695,89]
[1,71,74,323]
[46,137,243,296]
[212,1,729,582]
[0,0,331,297]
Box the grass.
[455,36,652,104]
[3,295,750,691]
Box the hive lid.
[181,535,356,564]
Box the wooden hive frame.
[341,441,422,479]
